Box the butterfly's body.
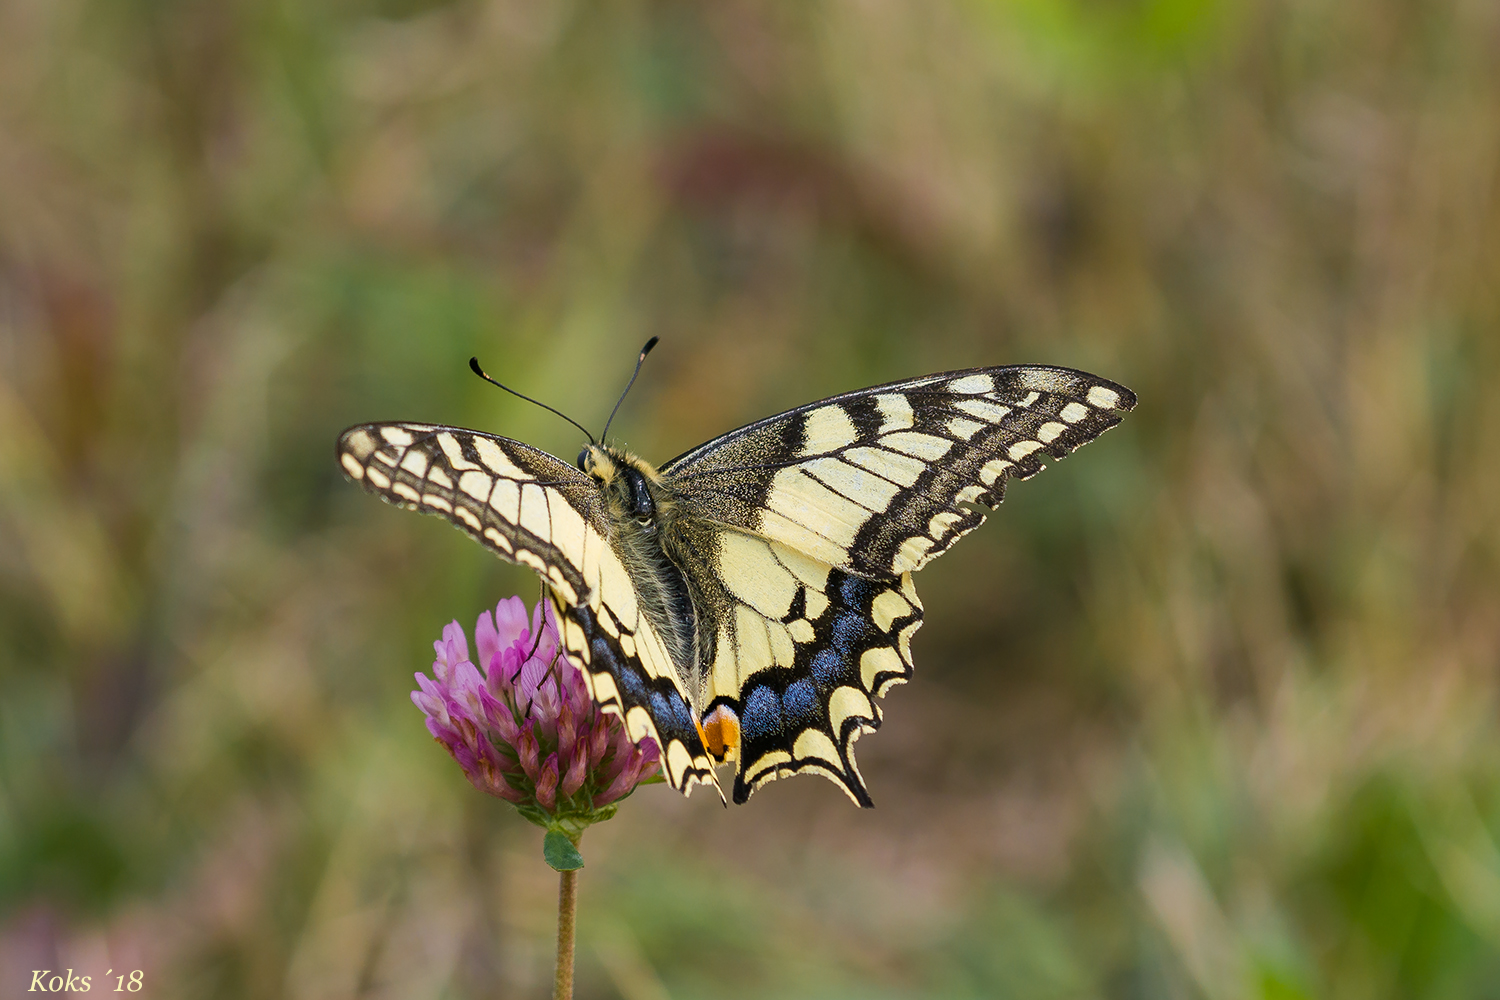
[339,364,1135,805]
[580,446,700,681]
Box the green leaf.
[544,830,584,871]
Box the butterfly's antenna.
[599,336,659,443]
[469,357,595,444]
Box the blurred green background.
[2,0,1499,997]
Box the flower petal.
[535,753,560,811]
[493,596,531,647]
[595,741,661,806]
[561,744,588,798]
[588,716,610,762]
[474,606,501,675]
[435,621,470,680]
[515,651,550,706]
[516,721,540,778]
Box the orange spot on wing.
[700,705,741,762]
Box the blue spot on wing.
[649,690,675,727]
[839,574,875,605]
[809,648,844,688]
[732,568,922,807]
[782,678,820,729]
[741,685,784,743]
[830,611,870,656]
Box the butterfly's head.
[578,444,641,500]
[577,444,616,480]
[580,444,672,529]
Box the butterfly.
[337,344,1135,805]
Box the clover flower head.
[412,597,660,831]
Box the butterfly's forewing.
[338,423,598,599]
[337,422,720,796]
[661,366,1137,580]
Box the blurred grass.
[2,0,1499,997]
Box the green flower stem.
[554,841,579,1000]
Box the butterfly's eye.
[577,449,590,471]
[623,468,655,519]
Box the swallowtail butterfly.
[338,347,1135,805]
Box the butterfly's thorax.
[581,444,703,694]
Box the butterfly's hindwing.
[685,527,922,804]
[548,578,720,796]
[662,367,1136,579]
